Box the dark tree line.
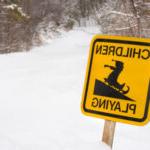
[0,0,150,53]
[0,0,105,53]
[0,0,32,53]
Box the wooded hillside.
[0,0,150,53]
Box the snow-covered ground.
[0,28,149,150]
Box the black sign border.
[83,38,150,123]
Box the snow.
[3,4,29,18]
[3,4,18,10]
[110,11,133,17]
[114,25,137,31]
[0,28,149,150]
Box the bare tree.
[95,0,150,38]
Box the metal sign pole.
[102,120,116,149]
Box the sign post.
[102,120,116,148]
[81,35,150,148]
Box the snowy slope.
[0,28,149,150]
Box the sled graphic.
[104,60,130,95]
[104,78,130,94]
[94,60,133,101]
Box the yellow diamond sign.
[81,35,150,126]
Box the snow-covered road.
[0,28,149,150]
